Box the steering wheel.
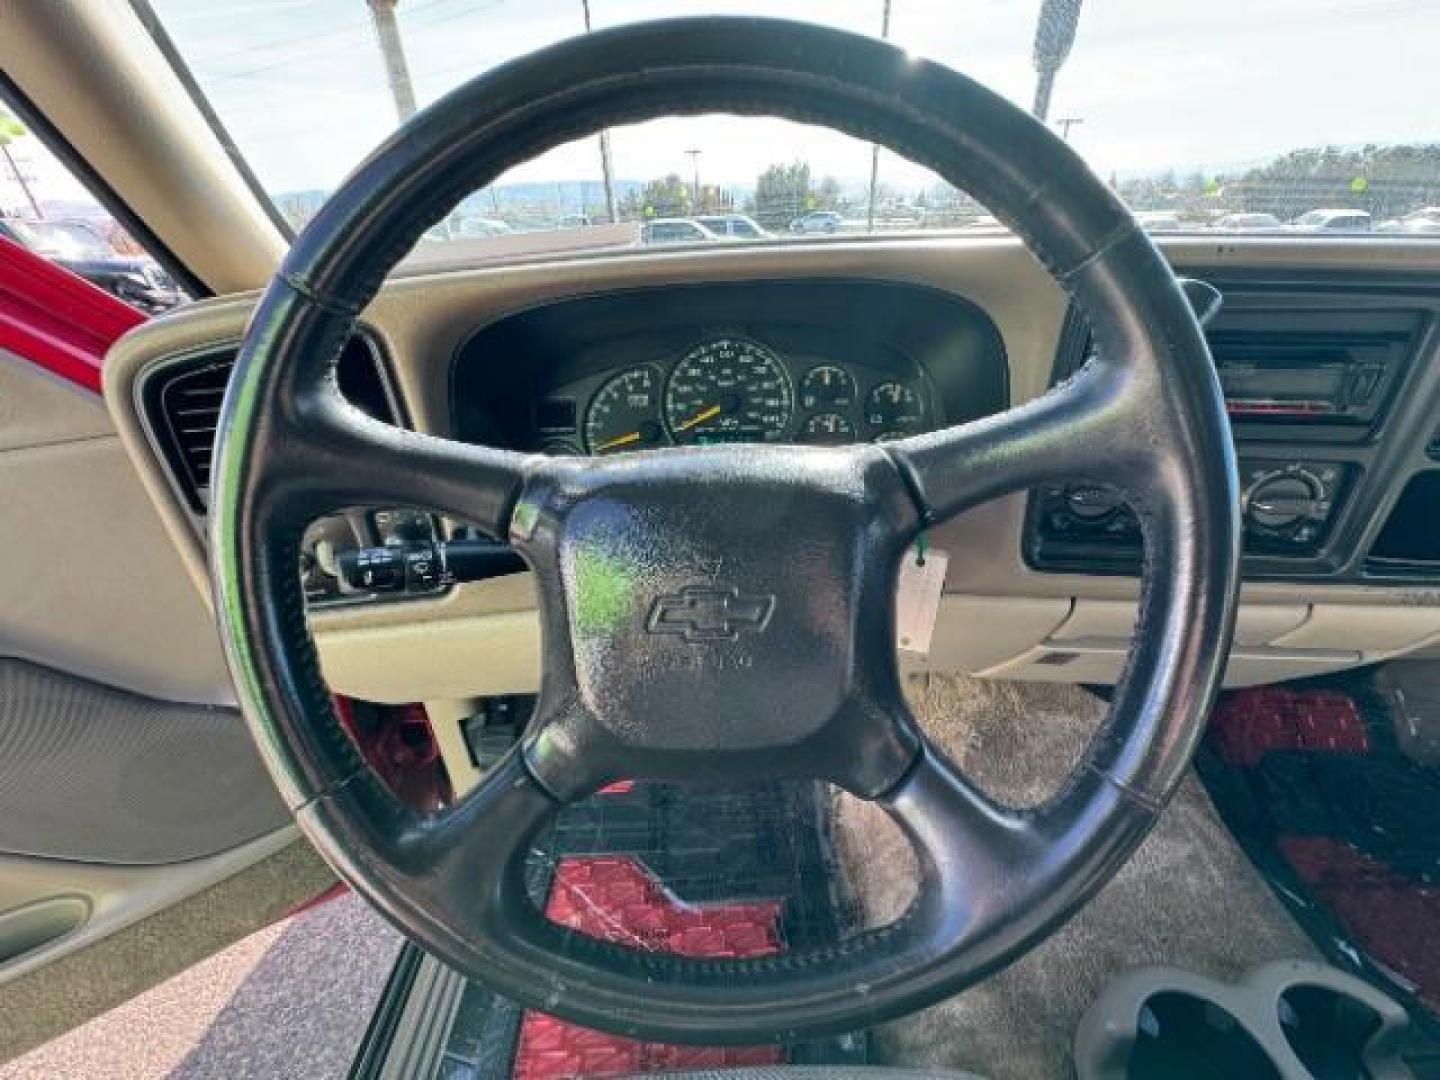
[211,17,1239,1044]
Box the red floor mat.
[1279,836,1440,1012]
[511,856,786,1080]
[1199,679,1440,1036]
[1209,687,1369,767]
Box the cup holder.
[1075,961,1415,1079]
[1130,991,1281,1079]
[1279,984,1388,1080]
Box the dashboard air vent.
[143,334,396,515]
[152,354,232,514]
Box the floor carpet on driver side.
[434,777,868,1080]
[1195,674,1440,1041]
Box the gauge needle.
[674,403,723,432]
[595,430,644,452]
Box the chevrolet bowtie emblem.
[646,585,776,643]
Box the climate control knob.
[1246,471,1322,530]
[1064,484,1124,520]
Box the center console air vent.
[142,333,396,515]
[1367,471,1440,575]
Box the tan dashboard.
[104,236,1440,786]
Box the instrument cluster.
[532,335,934,456]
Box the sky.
[114,0,1440,200]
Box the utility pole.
[368,0,418,122]
[1031,0,1083,122]
[686,148,702,208]
[865,0,893,233]
[581,0,620,224]
[1056,116,1084,140]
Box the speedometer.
[664,338,794,445]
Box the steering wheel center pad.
[514,445,921,800]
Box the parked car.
[694,213,767,239]
[1132,210,1183,232]
[1291,208,1372,232]
[1213,211,1286,232]
[457,216,513,237]
[1376,207,1440,234]
[641,217,722,244]
[0,216,182,312]
[789,209,842,234]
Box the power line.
[203,0,504,85]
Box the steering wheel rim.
[211,17,1240,1043]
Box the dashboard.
[450,281,1008,455]
[105,237,1440,707]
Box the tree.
[754,161,814,227]
[0,109,42,219]
[1226,143,1440,220]
[621,173,692,220]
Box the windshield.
[148,0,1440,259]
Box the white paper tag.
[896,546,948,657]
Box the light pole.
[581,0,620,223]
[367,0,418,122]
[865,0,893,233]
[686,148,702,209]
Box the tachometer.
[664,338,794,444]
[584,366,669,454]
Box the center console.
[1030,459,1354,573]
[1025,293,1427,579]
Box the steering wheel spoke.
[886,361,1144,525]
[278,388,530,539]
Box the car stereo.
[1210,333,1399,426]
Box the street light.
[686,148,702,208]
[1032,0,1083,122]
[581,0,620,224]
[865,0,894,233]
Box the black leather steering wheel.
[210,17,1240,1044]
